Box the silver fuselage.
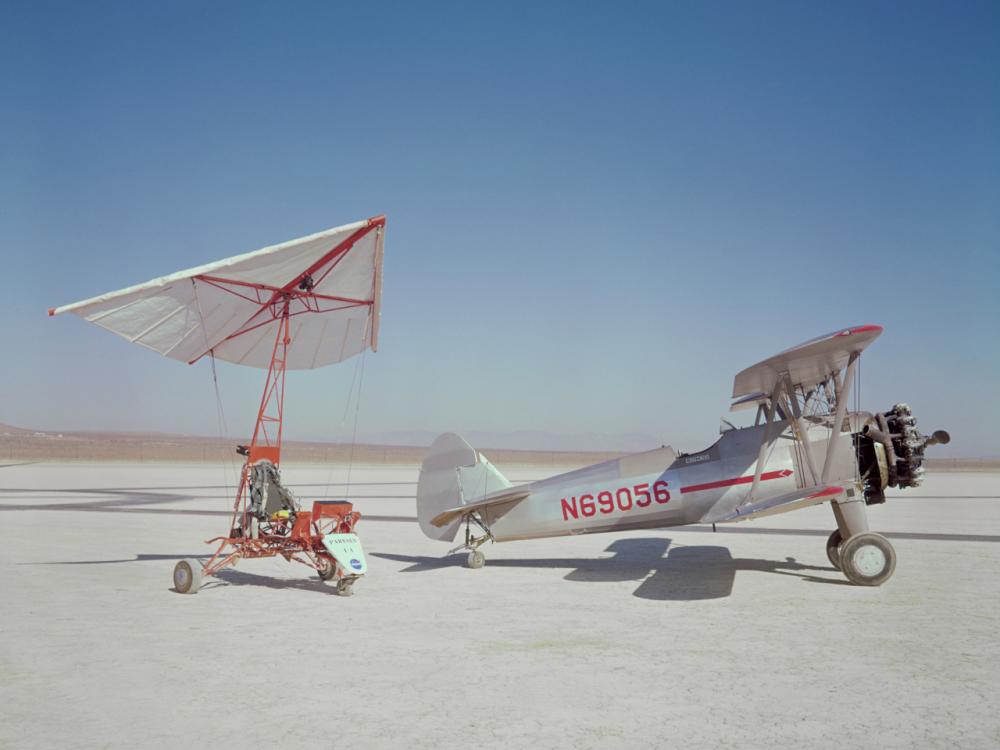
[481,420,856,542]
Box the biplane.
[50,216,386,594]
[417,326,949,586]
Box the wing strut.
[782,372,820,486]
[748,378,783,503]
[820,351,858,483]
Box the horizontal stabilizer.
[709,485,844,524]
[430,487,530,528]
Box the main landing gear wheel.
[316,555,338,582]
[826,529,844,571]
[173,558,203,594]
[467,550,486,569]
[840,532,897,586]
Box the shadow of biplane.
[372,537,843,600]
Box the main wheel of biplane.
[467,550,486,569]
[826,529,844,571]
[839,532,896,586]
[173,558,204,594]
[316,555,338,582]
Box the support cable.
[192,280,236,503]
[344,333,369,500]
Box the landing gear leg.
[450,513,493,569]
[830,495,896,586]
[826,529,844,570]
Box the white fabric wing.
[51,217,385,370]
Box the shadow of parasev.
[373,537,841,601]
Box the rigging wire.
[323,314,371,503]
[191,279,236,502]
[854,353,862,486]
[323,345,363,500]
[345,344,368,500]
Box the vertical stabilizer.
[416,433,511,541]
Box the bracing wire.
[323,313,372,502]
[854,354,862,486]
[191,279,235,502]
[323,345,364,500]
[345,344,368,499]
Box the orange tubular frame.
[198,215,385,579]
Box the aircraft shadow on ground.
[205,568,338,595]
[372,537,845,600]
[23,553,346,595]
[23,553,208,566]
[26,539,846,599]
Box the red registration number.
[560,481,670,522]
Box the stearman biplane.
[416,326,949,586]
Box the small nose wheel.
[467,550,486,569]
[336,577,356,596]
[840,532,896,586]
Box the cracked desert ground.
[1,462,998,749]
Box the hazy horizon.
[4,2,998,458]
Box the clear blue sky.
[2,1,998,456]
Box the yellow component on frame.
[270,510,291,521]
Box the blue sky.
[2,1,998,456]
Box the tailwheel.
[336,577,356,597]
[839,532,896,586]
[173,558,204,594]
[467,550,486,569]
[826,529,844,571]
[316,554,338,582]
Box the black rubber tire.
[173,558,203,594]
[826,529,844,571]
[467,550,486,569]
[840,532,897,586]
[316,555,338,581]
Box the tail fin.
[416,433,511,542]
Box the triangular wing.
[49,216,385,370]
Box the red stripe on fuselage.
[680,469,792,494]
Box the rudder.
[416,433,511,542]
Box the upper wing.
[707,485,845,524]
[732,325,882,400]
[49,216,385,370]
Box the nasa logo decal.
[350,558,362,571]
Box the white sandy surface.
[1,463,998,749]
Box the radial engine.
[854,403,950,505]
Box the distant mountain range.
[1,421,665,453]
[358,429,667,453]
